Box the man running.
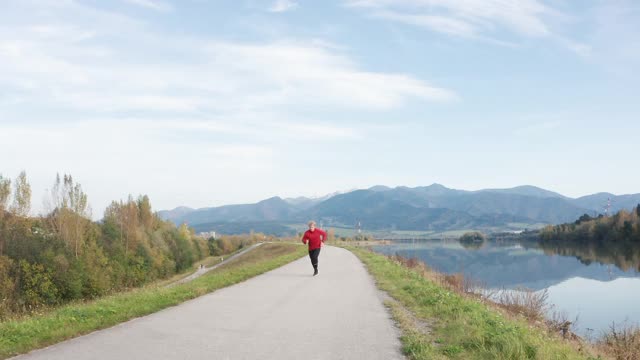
[301,220,327,276]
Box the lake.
[371,238,640,337]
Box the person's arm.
[319,229,327,243]
[301,231,308,245]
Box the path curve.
[170,242,264,287]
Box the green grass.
[0,243,306,359]
[348,247,598,360]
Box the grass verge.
[0,243,306,359]
[347,247,599,360]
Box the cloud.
[345,0,552,37]
[0,5,455,118]
[561,38,592,58]
[123,0,173,12]
[0,115,367,216]
[203,41,456,109]
[272,122,362,140]
[373,10,477,37]
[0,0,455,215]
[343,0,607,55]
[269,0,298,13]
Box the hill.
[158,184,640,236]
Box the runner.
[301,220,327,276]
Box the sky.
[1,0,639,217]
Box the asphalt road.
[12,245,404,360]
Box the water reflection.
[371,239,640,335]
[537,240,640,273]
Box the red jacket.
[302,228,326,250]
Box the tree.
[103,196,141,256]
[575,213,593,225]
[327,228,335,242]
[0,174,11,255]
[10,171,31,217]
[123,196,140,255]
[49,174,91,258]
[0,174,10,216]
[137,195,153,229]
[459,231,486,250]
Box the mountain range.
[158,184,640,236]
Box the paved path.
[170,243,264,287]
[12,246,403,360]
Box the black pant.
[309,248,321,270]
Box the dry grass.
[388,255,437,282]
[494,288,550,323]
[546,310,580,340]
[598,323,640,360]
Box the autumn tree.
[0,174,10,217]
[10,171,31,217]
[48,174,92,258]
[124,196,140,255]
[327,228,335,242]
[103,196,143,256]
[137,195,153,229]
[0,174,11,255]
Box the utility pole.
[604,197,611,217]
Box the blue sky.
[1,0,639,216]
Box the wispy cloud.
[269,0,298,13]
[123,0,173,12]
[0,13,454,118]
[345,0,552,36]
[373,10,477,37]
[343,0,596,54]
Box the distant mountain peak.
[369,185,391,192]
[479,185,567,199]
[588,192,616,197]
[260,196,284,203]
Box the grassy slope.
[348,247,598,360]
[0,243,306,359]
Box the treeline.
[0,172,214,318]
[538,206,640,272]
[539,205,640,243]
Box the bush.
[16,260,59,309]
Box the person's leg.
[308,250,315,270]
[310,248,320,275]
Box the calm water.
[372,239,640,337]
